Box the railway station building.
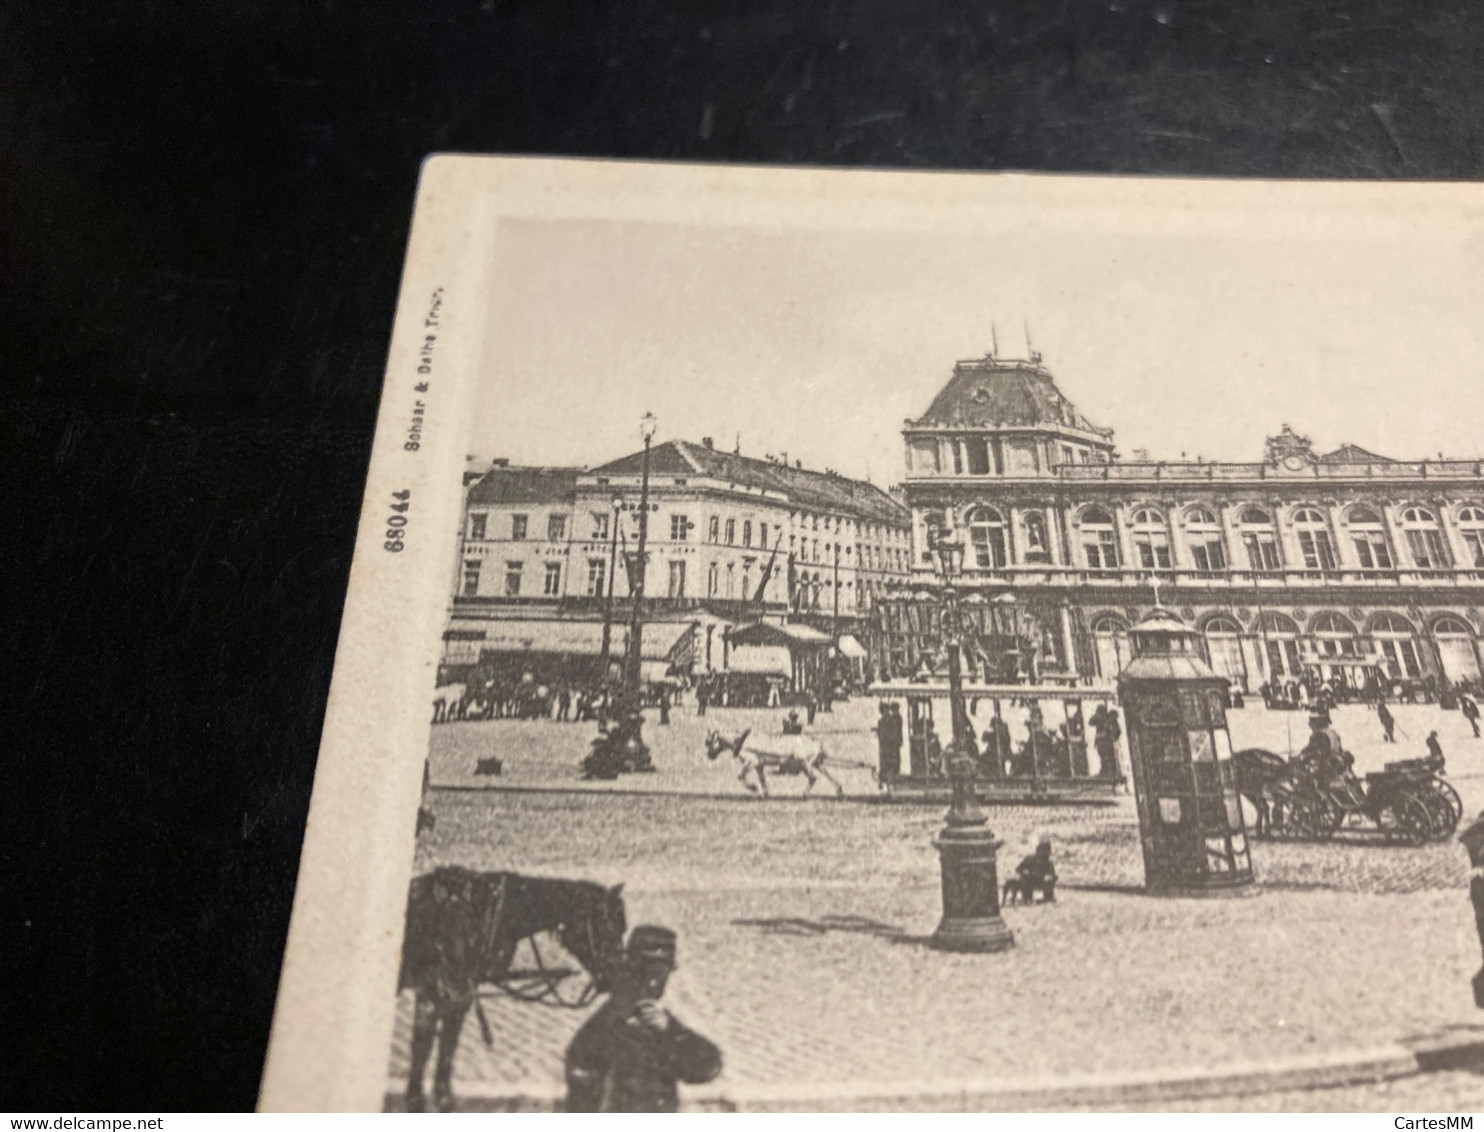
[875,351,1484,697]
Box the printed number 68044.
[384,490,411,552]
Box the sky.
[472,201,1484,484]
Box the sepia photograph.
[261,159,1484,1113]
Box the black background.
[5,0,1484,1111]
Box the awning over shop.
[470,618,694,663]
[726,645,792,675]
[836,634,868,660]
[729,621,831,649]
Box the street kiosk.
[1117,606,1255,895]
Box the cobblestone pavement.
[391,708,1484,1111]
[428,696,1484,810]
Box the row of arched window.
[946,503,1484,573]
[1090,610,1471,637]
[1089,610,1479,684]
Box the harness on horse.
[466,874,604,1033]
[489,924,604,1010]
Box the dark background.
[5,0,1483,1110]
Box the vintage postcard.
[259,157,1484,1112]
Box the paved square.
[393,696,1484,1108]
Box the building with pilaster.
[876,351,1484,695]
[446,439,910,682]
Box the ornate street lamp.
[608,412,657,773]
[930,523,1015,953]
[599,495,622,668]
[624,412,658,686]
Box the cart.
[1238,749,1458,844]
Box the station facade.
[880,351,1484,695]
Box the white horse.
[432,683,467,724]
[704,728,843,797]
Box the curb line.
[385,1032,1484,1112]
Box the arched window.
[1130,507,1171,569]
[1202,615,1245,688]
[1400,505,1451,569]
[1433,615,1480,684]
[1347,505,1394,570]
[1369,611,1420,680]
[1080,506,1119,570]
[1022,510,1051,565]
[1185,506,1227,572]
[1310,611,1358,663]
[1369,612,1415,634]
[1254,611,1300,680]
[1459,506,1484,568]
[1310,611,1357,635]
[965,506,1007,570]
[1091,614,1130,681]
[1255,611,1299,635]
[1238,507,1281,572]
[1291,506,1337,571]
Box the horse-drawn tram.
[868,680,1126,804]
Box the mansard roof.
[909,355,1112,438]
[591,440,908,526]
[466,465,581,505]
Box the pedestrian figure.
[875,701,902,779]
[981,711,1011,779]
[925,730,944,778]
[1464,695,1481,738]
[1090,704,1122,779]
[564,925,722,1112]
[695,678,709,717]
[658,686,671,726]
[558,687,572,721]
[1428,730,1445,763]
[1378,700,1396,743]
[1004,839,1057,904]
[805,692,817,725]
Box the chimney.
[491,457,510,467]
[702,437,714,449]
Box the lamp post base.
[932,912,1016,953]
[931,823,1015,954]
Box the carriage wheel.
[1432,778,1464,826]
[1309,795,1345,840]
[1375,790,1434,846]
[1285,798,1320,840]
[1419,785,1460,840]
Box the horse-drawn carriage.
[1235,747,1461,845]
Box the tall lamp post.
[624,412,658,687]
[599,495,621,670]
[930,524,1015,954]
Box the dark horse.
[398,867,628,1112]
[1233,747,1295,837]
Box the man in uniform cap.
[565,925,722,1112]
